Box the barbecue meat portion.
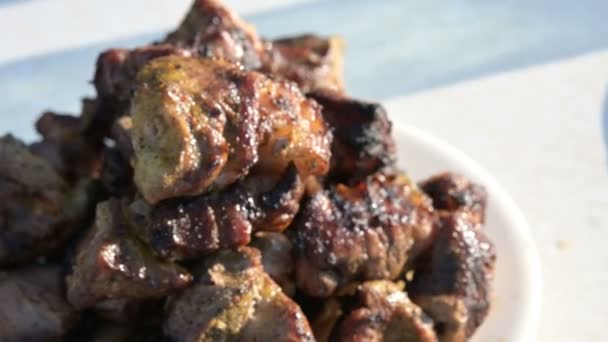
[66,199,192,309]
[138,164,304,260]
[130,55,330,204]
[166,0,264,69]
[251,231,295,296]
[309,90,396,184]
[262,34,345,93]
[0,265,79,342]
[419,172,487,224]
[95,46,192,105]
[409,212,496,341]
[0,135,90,266]
[31,111,102,181]
[334,281,437,342]
[164,246,314,342]
[291,169,435,298]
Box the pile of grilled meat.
[0,1,496,341]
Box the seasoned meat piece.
[139,164,304,260]
[31,111,102,180]
[409,211,496,341]
[262,34,345,93]
[419,172,487,223]
[130,55,330,204]
[291,169,434,297]
[335,280,437,342]
[164,246,314,342]
[0,135,90,266]
[0,265,79,342]
[309,89,396,183]
[165,0,264,69]
[66,199,192,309]
[251,231,295,296]
[94,45,191,104]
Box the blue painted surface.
[0,0,32,7]
[1,0,608,141]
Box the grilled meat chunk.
[291,169,434,298]
[0,135,90,266]
[262,34,345,93]
[0,265,79,342]
[94,45,191,105]
[251,231,295,296]
[138,164,304,260]
[335,280,437,342]
[66,199,192,309]
[409,212,496,341]
[130,55,330,204]
[166,0,264,69]
[419,172,487,224]
[31,111,102,181]
[309,90,396,183]
[164,246,314,342]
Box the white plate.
[393,122,541,342]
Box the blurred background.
[0,0,607,340]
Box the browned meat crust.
[309,89,396,183]
[291,169,435,298]
[334,281,437,342]
[30,111,102,181]
[419,172,487,224]
[0,265,80,341]
[166,0,265,69]
[164,246,314,342]
[130,56,330,204]
[409,211,496,341]
[66,199,192,309]
[138,164,304,260]
[262,34,345,93]
[0,135,91,266]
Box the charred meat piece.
[262,34,345,93]
[66,199,192,309]
[165,0,264,69]
[31,111,102,181]
[94,45,191,104]
[334,280,437,342]
[251,231,295,296]
[291,169,434,298]
[409,212,496,341]
[139,164,303,260]
[419,172,487,224]
[0,265,79,342]
[130,55,330,204]
[309,89,396,184]
[0,135,90,266]
[164,246,314,342]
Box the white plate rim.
[392,121,542,341]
